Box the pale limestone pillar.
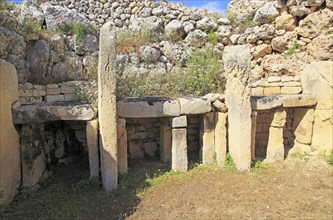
[160,119,172,163]
[86,119,99,177]
[265,108,286,162]
[98,22,118,190]
[21,123,46,188]
[201,112,215,165]
[223,46,252,171]
[117,118,128,175]
[0,60,20,206]
[251,111,257,160]
[215,112,227,167]
[171,116,188,172]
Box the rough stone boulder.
[297,9,333,39]
[185,29,207,47]
[227,0,266,23]
[307,34,333,61]
[129,16,164,34]
[301,61,333,154]
[253,2,279,25]
[0,60,21,206]
[26,39,50,81]
[139,46,161,63]
[41,2,90,29]
[196,17,218,32]
[165,20,185,41]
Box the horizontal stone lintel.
[13,103,96,124]
[251,95,317,110]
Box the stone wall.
[251,76,302,96]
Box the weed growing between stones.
[207,31,219,45]
[327,151,333,166]
[251,160,269,172]
[284,42,300,56]
[57,22,97,45]
[225,152,237,171]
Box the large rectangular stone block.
[86,120,99,177]
[201,112,216,165]
[171,115,187,128]
[160,121,172,163]
[178,97,212,115]
[215,112,227,167]
[117,118,128,175]
[172,128,188,172]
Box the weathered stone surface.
[172,128,188,172]
[275,12,296,31]
[282,95,317,107]
[251,95,283,111]
[20,123,46,188]
[227,0,265,23]
[215,112,227,167]
[281,87,302,94]
[213,100,228,113]
[171,116,187,128]
[223,46,252,171]
[288,142,311,156]
[140,46,161,63]
[253,2,279,25]
[302,61,333,154]
[201,112,215,165]
[293,108,314,145]
[0,60,21,206]
[45,94,65,103]
[178,97,211,115]
[26,39,50,81]
[86,120,99,177]
[185,29,207,47]
[117,97,180,118]
[41,2,90,29]
[13,103,96,124]
[165,20,185,41]
[307,34,333,61]
[160,119,172,163]
[117,118,128,175]
[98,22,118,191]
[265,108,286,162]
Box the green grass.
[0,0,14,10]
[57,22,97,45]
[225,152,237,171]
[207,31,219,45]
[251,160,269,172]
[327,152,333,166]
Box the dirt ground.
[129,158,333,219]
[1,157,332,219]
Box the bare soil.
[129,158,333,219]
[1,158,332,219]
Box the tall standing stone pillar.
[251,111,257,160]
[215,112,227,167]
[0,60,21,206]
[223,46,252,171]
[265,108,286,162]
[201,112,216,165]
[171,116,188,172]
[98,22,118,190]
[86,119,99,177]
[117,118,128,175]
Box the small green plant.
[251,160,268,172]
[72,177,101,191]
[225,152,237,171]
[327,151,333,166]
[284,42,300,56]
[0,0,14,10]
[76,80,98,108]
[57,22,97,45]
[207,31,219,45]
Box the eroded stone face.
[223,45,252,171]
[0,60,21,206]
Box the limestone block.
[288,142,311,156]
[0,60,21,206]
[265,108,286,162]
[117,97,180,118]
[45,94,65,102]
[20,123,46,188]
[19,89,33,97]
[32,89,46,97]
[172,128,188,172]
[280,87,302,94]
[268,76,281,83]
[34,85,45,90]
[117,118,127,175]
[98,22,118,190]
[13,103,96,124]
[46,84,59,89]
[251,112,257,160]
[311,109,333,154]
[212,100,228,113]
[160,121,172,163]
[293,108,314,145]
[223,46,252,171]
[19,97,43,105]
[215,112,227,167]
[178,97,211,115]
[282,95,317,107]
[64,93,80,102]
[264,87,281,95]
[46,87,61,95]
[251,87,264,96]
[86,120,99,177]
[171,116,187,128]
[128,142,144,159]
[201,113,216,165]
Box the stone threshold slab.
[13,102,96,124]
[251,95,317,110]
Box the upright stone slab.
[223,46,252,171]
[265,108,286,162]
[251,111,257,160]
[98,22,118,190]
[201,112,216,165]
[117,118,128,175]
[160,119,172,163]
[21,123,46,188]
[86,120,99,177]
[0,60,21,206]
[172,128,188,172]
[215,112,227,167]
[301,61,333,155]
